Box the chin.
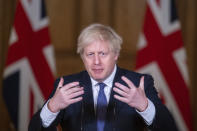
[92,75,105,82]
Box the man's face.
[81,40,118,82]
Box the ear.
[80,53,85,60]
[114,53,119,61]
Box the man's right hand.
[48,77,84,113]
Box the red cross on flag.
[3,0,56,130]
[135,0,193,131]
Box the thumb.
[57,77,64,88]
[139,76,144,90]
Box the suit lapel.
[105,67,126,130]
[111,67,126,113]
[80,71,97,130]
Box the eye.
[99,52,107,56]
[87,52,94,57]
[101,52,105,56]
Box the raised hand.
[48,77,84,113]
[113,76,148,112]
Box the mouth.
[92,69,103,74]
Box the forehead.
[84,40,111,52]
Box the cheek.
[83,59,92,68]
[106,56,117,65]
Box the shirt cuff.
[136,99,156,125]
[40,100,60,127]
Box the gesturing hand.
[48,77,84,113]
[113,76,148,112]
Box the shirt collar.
[90,65,117,87]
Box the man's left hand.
[113,76,148,112]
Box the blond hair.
[77,23,123,55]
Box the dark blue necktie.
[97,83,107,131]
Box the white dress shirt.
[40,65,155,127]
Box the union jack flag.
[3,0,56,130]
[136,0,192,131]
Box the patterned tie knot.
[98,83,106,90]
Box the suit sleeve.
[144,75,178,131]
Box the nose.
[94,54,101,65]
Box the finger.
[113,87,129,97]
[62,82,79,90]
[68,90,84,99]
[67,87,84,95]
[58,77,64,89]
[69,97,83,104]
[114,94,128,103]
[114,82,130,93]
[139,76,144,90]
[121,76,136,88]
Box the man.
[29,24,178,131]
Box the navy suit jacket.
[29,67,178,131]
